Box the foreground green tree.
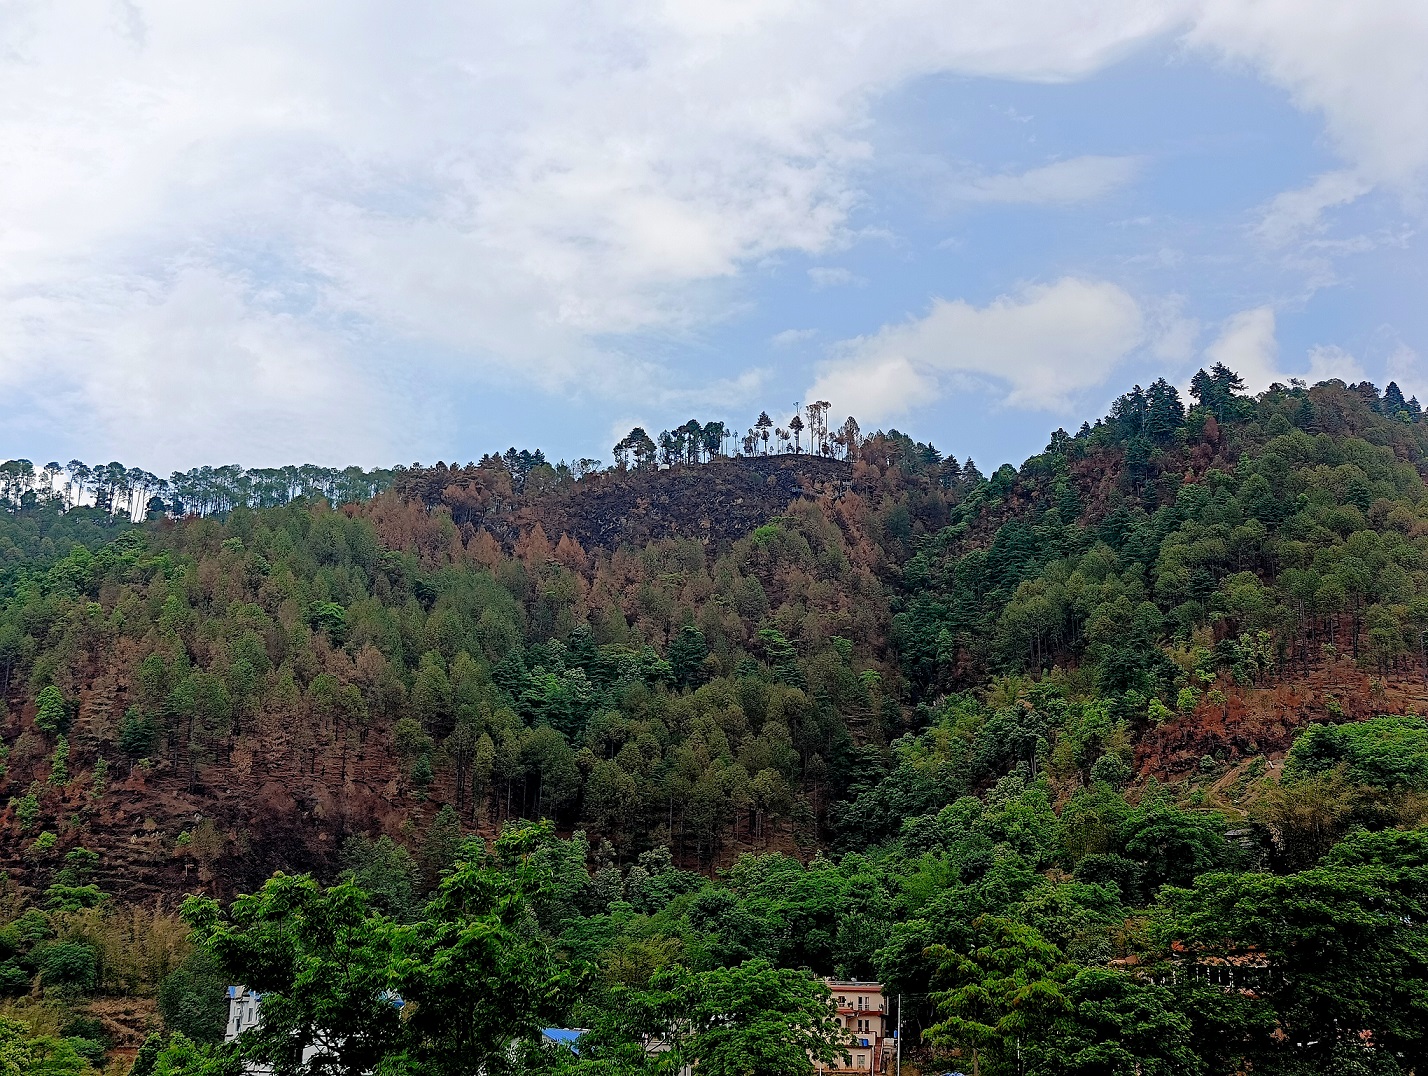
[1033,969,1201,1076]
[149,1034,233,1076]
[382,829,564,1075]
[179,824,565,1075]
[679,960,850,1076]
[551,959,851,1076]
[926,916,1069,1076]
[182,875,403,1073]
[1158,829,1428,1074]
[0,1016,95,1076]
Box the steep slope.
[0,457,908,900]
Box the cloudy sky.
[1,1,1425,473]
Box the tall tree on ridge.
[805,400,830,455]
[839,416,860,460]
[1189,362,1246,422]
[756,411,773,455]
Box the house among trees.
[223,985,380,1073]
[819,980,891,1075]
[225,986,307,1075]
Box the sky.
[0,1,1426,474]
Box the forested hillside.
[4,369,1428,1073]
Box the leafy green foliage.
[181,830,565,1076]
[927,915,1071,1075]
[1159,828,1428,1073]
[893,377,1428,717]
[35,685,67,734]
[677,960,850,1076]
[0,1016,95,1076]
[158,950,230,1045]
[6,370,1428,1072]
[1286,715,1428,789]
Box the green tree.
[677,959,850,1076]
[668,625,709,689]
[926,916,1070,1076]
[340,835,421,921]
[1158,834,1428,1073]
[183,875,406,1074]
[35,685,67,734]
[382,843,565,1075]
[38,942,98,995]
[48,735,68,785]
[0,1018,32,1076]
[755,412,773,454]
[45,847,104,911]
[130,1034,164,1076]
[158,949,230,1044]
[0,1013,94,1076]
[1188,363,1246,422]
[1034,968,1201,1076]
[417,804,464,888]
[151,1032,234,1076]
[119,707,159,758]
[1119,801,1233,897]
[182,826,566,1076]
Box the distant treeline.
[0,460,399,521]
[0,402,893,523]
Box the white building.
[224,986,323,1075]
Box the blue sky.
[0,2,1424,474]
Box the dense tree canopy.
[1,370,1428,1070]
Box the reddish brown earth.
[1138,655,1428,780]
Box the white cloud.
[1387,343,1424,398]
[1144,295,1199,362]
[1255,170,1374,246]
[2,1,1424,463]
[1205,307,1281,392]
[3,269,410,467]
[1305,344,1366,385]
[954,155,1144,204]
[0,0,1192,465]
[807,355,938,425]
[656,367,770,411]
[1190,1,1428,190]
[1203,310,1371,393]
[809,277,1147,422]
[808,267,866,289]
[1190,1,1428,243]
[772,328,818,347]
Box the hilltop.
[399,453,858,552]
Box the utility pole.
[895,994,901,1076]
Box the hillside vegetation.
[1,369,1428,1073]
